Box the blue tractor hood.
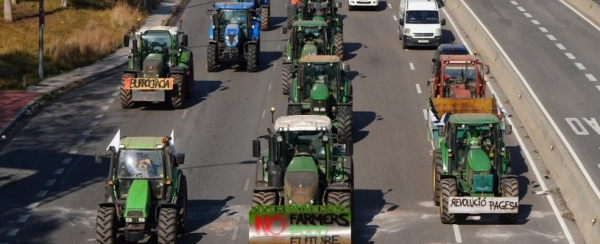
[224,24,241,48]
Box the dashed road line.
[111,92,119,96]
[546,34,556,41]
[422,109,427,120]
[415,84,422,94]
[565,53,575,59]
[107,98,114,103]
[524,13,532,18]
[17,215,29,223]
[76,138,85,146]
[585,74,597,82]
[267,84,272,92]
[27,202,39,209]
[182,110,188,119]
[531,20,540,25]
[517,6,525,12]
[574,63,586,70]
[101,106,109,111]
[54,168,64,175]
[83,130,92,136]
[69,148,78,154]
[261,110,266,119]
[36,191,47,198]
[232,225,239,241]
[539,27,548,32]
[95,114,104,119]
[555,43,566,50]
[596,86,600,91]
[453,224,462,243]
[244,178,250,191]
[6,229,18,237]
[510,1,518,5]
[409,63,415,70]
[393,15,397,21]
[46,179,56,186]
[62,158,72,165]
[89,121,98,127]
[388,3,392,9]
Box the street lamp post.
[39,0,44,79]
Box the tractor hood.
[143,55,164,78]
[467,147,492,172]
[310,83,329,101]
[224,24,241,48]
[284,155,319,205]
[301,42,318,56]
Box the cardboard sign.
[124,77,174,90]
[447,197,519,214]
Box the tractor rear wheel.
[334,32,344,60]
[157,208,178,244]
[337,105,353,144]
[247,43,259,72]
[500,178,519,224]
[282,63,292,95]
[286,4,296,29]
[432,150,443,206]
[252,191,277,206]
[186,58,194,98]
[440,178,457,224]
[120,73,135,109]
[207,43,218,72]
[177,175,188,234]
[326,191,352,209]
[260,7,269,31]
[287,105,301,116]
[169,73,184,109]
[96,207,117,244]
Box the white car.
[348,0,379,11]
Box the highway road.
[0,0,589,243]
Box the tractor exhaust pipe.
[267,134,282,189]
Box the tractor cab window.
[221,10,247,25]
[454,124,496,170]
[118,150,164,179]
[141,32,172,55]
[300,63,334,100]
[443,65,476,85]
[295,26,325,58]
[289,130,326,160]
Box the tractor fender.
[98,202,117,209]
[499,174,518,180]
[177,49,193,67]
[123,70,139,77]
[208,25,216,41]
[440,174,457,180]
[169,66,185,74]
[250,22,260,40]
[253,186,279,194]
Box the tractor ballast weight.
[428,97,518,224]
[121,23,194,109]
[427,54,489,99]
[207,2,261,72]
[233,0,271,31]
[249,115,353,244]
[95,130,188,244]
[287,55,353,144]
[281,20,335,95]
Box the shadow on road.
[353,111,378,143]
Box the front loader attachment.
[249,205,352,244]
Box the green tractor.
[429,98,519,224]
[281,20,336,95]
[121,24,194,109]
[95,130,188,244]
[286,0,344,59]
[287,55,352,144]
[249,115,353,243]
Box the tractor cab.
[429,54,488,99]
[293,55,349,114]
[289,21,329,58]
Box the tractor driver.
[464,127,482,146]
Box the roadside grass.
[0,0,153,90]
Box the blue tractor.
[208,2,261,72]
[233,0,271,31]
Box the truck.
[121,24,194,109]
[249,115,353,244]
[427,54,488,99]
[428,97,518,224]
[95,130,188,244]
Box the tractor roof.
[214,2,254,10]
[138,26,179,37]
[274,115,332,131]
[299,55,341,63]
[439,54,479,64]
[449,113,500,125]
[292,20,328,27]
[119,137,168,150]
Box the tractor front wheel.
[432,150,443,206]
[207,43,218,72]
[120,73,135,109]
[260,7,269,31]
[440,178,457,224]
[169,73,184,109]
[247,43,259,72]
[287,105,301,116]
[252,191,277,206]
[334,32,344,60]
[157,208,178,244]
[96,207,117,244]
[286,4,296,29]
[337,105,353,144]
[177,175,188,234]
[326,191,352,209]
[500,178,519,224]
[282,63,292,95]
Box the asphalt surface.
[0,0,590,243]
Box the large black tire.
[500,177,519,224]
[432,150,443,206]
[252,191,277,206]
[282,63,292,95]
[402,39,408,49]
[348,5,354,11]
[96,207,117,244]
[440,178,457,224]
[260,7,269,31]
[337,105,353,144]
[207,43,218,72]
[247,43,259,72]
[120,73,135,109]
[327,191,352,209]
[185,58,194,98]
[157,208,178,244]
[170,73,184,109]
[334,32,344,60]
[177,175,188,234]
[287,105,301,116]
[286,4,296,29]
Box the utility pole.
[39,0,44,79]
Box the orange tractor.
[428,54,489,99]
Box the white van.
[398,0,445,49]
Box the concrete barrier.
[443,0,600,243]
[564,0,600,26]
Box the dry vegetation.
[0,0,155,90]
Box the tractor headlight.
[138,217,145,223]
[404,28,411,35]
[125,218,133,223]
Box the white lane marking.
[453,224,462,243]
[267,84,272,92]
[555,43,566,50]
[539,27,548,32]
[524,13,532,18]
[244,178,250,191]
[37,191,47,198]
[111,92,118,96]
[596,86,600,91]
[46,179,56,186]
[69,148,78,154]
[76,138,85,146]
[565,53,576,59]
[393,15,397,21]
[27,202,39,209]
[7,229,18,236]
[454,2,576,242]
[82,130,92,136]
[546,35,556,41]
[510,1,518,5]
[95,114,104,119]
[559,0,600,31]
[574,63,586,70]
[89,121,98,127]
[261,110,266,119]
[586,74,598,82]
[409,63,415,70]
[182,110,188,119]
[415,84,422,94]
[62,158,72,165]
[107,98,114,103]
[17,215,29,223]
[517,6,525,12]
[273,62,277,69]
[565,118,589,135]
[388,3,392,9]
[422,109,427,120]
[232,225,239,241]
[101,106,109,111]
[277,44,280,51]
[531,20,540,25]
[54,168,64,175]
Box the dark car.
[431,43,470,72]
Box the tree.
[4,0,14,22]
